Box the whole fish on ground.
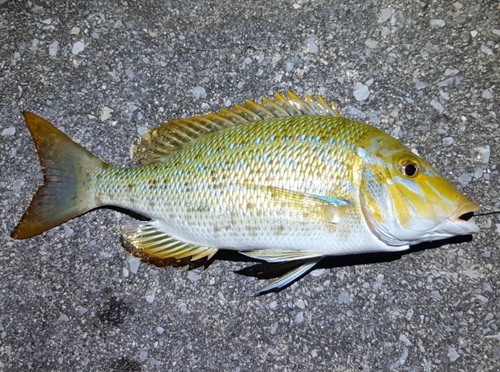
[11,92,479,294]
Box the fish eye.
[398,159,420,178]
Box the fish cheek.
[359,165,392,225]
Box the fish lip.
[448,201,479,221]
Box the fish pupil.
[404,163,417,177]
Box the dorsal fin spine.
[133,91,342,164]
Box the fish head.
[358,133,479,247]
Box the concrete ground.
[0,1,499,371]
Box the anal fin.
[122,221,218,265]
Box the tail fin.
[11,112,109,239]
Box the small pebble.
[295,312,304,324]
[338,292,352,304]
[305,37,318,53]
[345,106,367,119]
[149,359,161,366]
[72,41,85,55]
[369,113,380,125]
[70,27,80,35]
[373,274,384,290]
[439,91,450,100]
[474,145,491,164]
[270,322,278,334]
[461,270,478,279]
[187,271,202,282]
[100,106,113,121]
[156,326,164,335]
[430,269,441,278]
[365,39,378,49]
[310,268,324,277]
[438,78,454,87]
[137,126,148,135]
[458,173,472,183]
[353,83,370,101]
[125,69,135,79]
[145,292,155,304]
[448,347,460,362]
[430,19,446,28]
[415,81,426,90]
[431,291,442,301]
[476,294,488,303]
[295,299,306,309]
[405,309,414,321]
[48,41,59,56]
[444,68,459,76]
[63,225,74,238]
[2,127,15,136]
[193,86,206,99]
[481,250,491,258]
[128,257,141,274]
[13,179,23,192]
[430,99,444,113]
[78,307,88,315]
[139,350,148,362]
[399,334,412,346]
[442,137,454,146]
[482,89,492,99]
[379,8,394,23]
[480,44,493,55]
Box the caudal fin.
[11,112,108,239]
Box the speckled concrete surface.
[1,1,499,371]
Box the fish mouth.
[449,201,479,221]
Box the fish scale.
[11,92,478,294]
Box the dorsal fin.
[132,91,341,164]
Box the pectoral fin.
[254,185,352,225]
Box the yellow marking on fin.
[132,91,342,164]
[122,222,218,262]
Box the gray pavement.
[1,1,499,371]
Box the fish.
[11,92,479,294]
